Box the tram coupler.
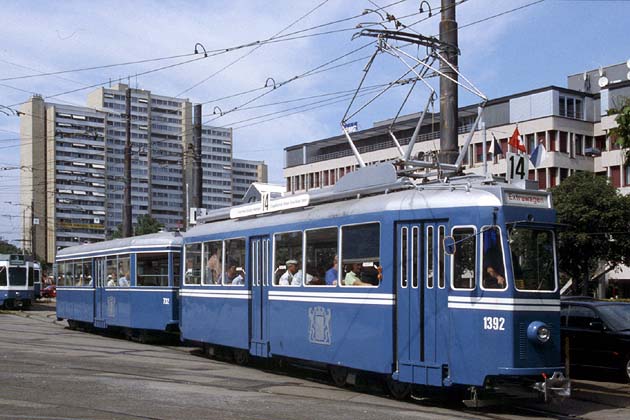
[533,371,571,402]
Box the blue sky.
[0,0,629,243]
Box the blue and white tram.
[55,232,182,336]
[0,254,36,309]
[181,166,569,400]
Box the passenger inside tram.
[279,260,314,286]
[484,265,506,289]
[343,263,371,286]
[224,260,244,285]
[107,274,116,287]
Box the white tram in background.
[0,254,38,309]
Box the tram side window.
[452,227,476,290]
[202,241,223,285]
[60,261,73,286]
[137,253,169,287]
[117,256,131,287]
[341,223,380,287]
[274,231,303,286]
[106,257,117,287]
[83,259,93,286]
[173,253,181,287]
[184,243,202,285]
[28,266,34,287]
[224,239,246,286]
[305,227,338,286]
[482,226,507,290]
[0,267,7,286]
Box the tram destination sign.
[230,193,310,219]
[503,191,550,208]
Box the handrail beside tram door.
[249,236,271,357]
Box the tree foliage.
[0,238,22,255]
[134,214,164,236]
[552,172,630,294]
[110,215,164,239]
[609,97,630,163]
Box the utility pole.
[30,200,36,260]
[439,0,459,165]
[122,88,133,238]
[192,104,202,209]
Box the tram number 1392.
[483,316,506,331]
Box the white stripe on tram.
[269,291,394,299]
[268,295,394,305]
[448,296,560,305]
[180,291,251,300]
[448,302,560,312]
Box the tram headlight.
[527,321,551,344]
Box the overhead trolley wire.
[176,0,332,97]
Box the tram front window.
[0,267,7,286]
[9,267,27,286]
[508,227,556,292]
[482,226,507,290]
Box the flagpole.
[481,121,487,177]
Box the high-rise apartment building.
[231,159,268,205]
[20,85,267,262]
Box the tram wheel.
[386,377,411,400]
[328,365,348,387]
[233,349,250,366]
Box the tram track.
[1,309,624,420]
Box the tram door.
[94,257,107,324]
[395,221,448,386]
[249,236,271,357]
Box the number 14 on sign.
[506,152,529,184]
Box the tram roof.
[185,183,510,239]
[56,231,183,259]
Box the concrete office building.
[285,61,630,194]
[20,85,266,262]
[283,60,630,290]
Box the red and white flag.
[508,126,526,153]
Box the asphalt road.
[0,303,628,420]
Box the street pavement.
[0,302,628,420]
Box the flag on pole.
[490,133,503,156]
[508,126,526,153]
[529,142,547,168]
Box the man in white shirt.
[118,272,130,287]
[278,260,312,286]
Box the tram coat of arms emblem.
[308,306,331,345]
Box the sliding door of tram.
[94,257,107,326]
[395,221,448,386]
[249,236,271,357]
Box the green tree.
[609,97,630,163]
[0,238,22,254]
[134,214,164,236]
[552,172,630,295]
[110,215,164,239]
